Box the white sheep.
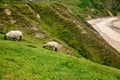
[43,41,62,51]
[4,30,22,41]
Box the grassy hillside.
[50,0,120,19]
[27,2,120,68]
[0,34,120,80]
[0,1,120,79]
[0,1,120,69]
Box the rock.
[4,9,11,16]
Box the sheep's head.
[4,35,7,40]
[43,46,45,48]
[43,44,47,48]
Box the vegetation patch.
[0,1,120,79]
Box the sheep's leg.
[47,46,53,51]
[49,47,51,50]
[55,48,57,51]
[50,46,53,50]
[13,37,16,41]
[19,36,22,41]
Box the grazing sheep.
[4,30,22,41]
[43,41,62,51]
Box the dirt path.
[87,17,120,53]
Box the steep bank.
[0,1,120,69]
[0,34,120,80]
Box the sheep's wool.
[6,30,22,39]
[46,41,59,48]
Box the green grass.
[0,1,120,79]
[0,1,120,69]
[0,34,120,80]
[27,2,120,69]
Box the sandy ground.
[87,17,120,53]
